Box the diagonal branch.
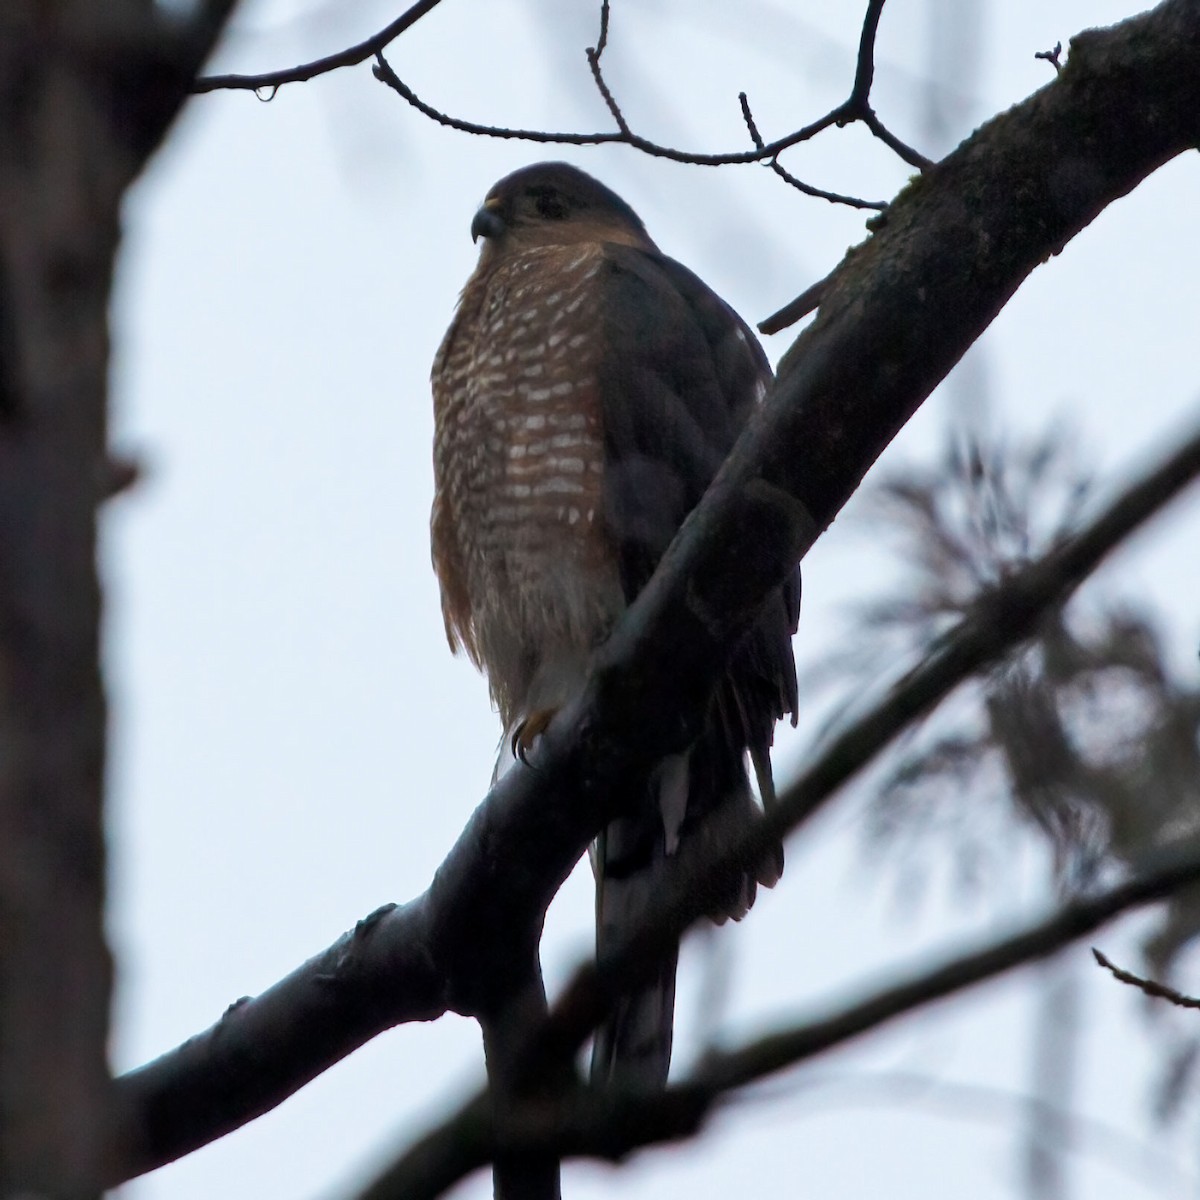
[494,411,1200,1091]
[357,838,1200,1200]
[107,0,1200,1183]
[1093,947,1200,1008]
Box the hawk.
[431,162,799,1087]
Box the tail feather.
[590,703,781,1086]
[591,816,679,1088]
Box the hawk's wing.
[589,243,799,1086]
[597,243,799,779]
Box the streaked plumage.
[431,162,799,1087]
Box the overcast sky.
[108,1,1200,1196]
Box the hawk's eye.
[531,188,570,220]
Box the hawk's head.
[469,162,655,254]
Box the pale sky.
[108,1,1200,1196]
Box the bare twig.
[192,0,448,94]
[194,0,925,208]
[857,110,934,170]
[834,0,933,169]
[739,92,887,210]
[594,0,611,60]
[1093,947,1200,1008]
[757,272,835,335]
[1037,42,1065,73]
[585,45,631,137]
[371,52,842,167]
[372,1,924,204]
[848,0,887,107]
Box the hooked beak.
[471,201,505,243]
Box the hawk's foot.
[512,708,557,765]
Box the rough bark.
[0,4,235,1194]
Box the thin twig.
[848,0,887,107]
[594,0,611,59]
[1037,42,1065,73]
[192,0,447,94]
[739,92,887,210]
[832,0,933,169]
[371,53,618,147]
[372,52,846,167]
[859,109,934,170]
[1093,947,1200,1008]
[757,273,835,335]
[191,0,929,203]
[194,0,931,198]
[586,46,631,136]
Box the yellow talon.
[512,708,556,764]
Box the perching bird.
[431,162,799,1088]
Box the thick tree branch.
[478,964,562,1200]
[498,412,1200,1092]
[111,403,1200,1183]
[0,3,236,1194]
[358,838,1200,1200]
[109,0,1200,1182]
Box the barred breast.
[432,243,625,726]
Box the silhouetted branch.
[478,971,562,1200]
[368,0,925,209]
[839,0,933,169]
[848,0,887,106]
[1037,42,1065,73]
[109,0,1200,1182]
[194,0,924,206]
[357,840,1200,1200]
[192,0,448,94]
[1093,947,1200,1008]
[739,92,888,211]
[760,1,1200,334]
[370,51,839,167]
[357,1081,712,1200]
[584,44,630,138]
[593,0,611,59]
